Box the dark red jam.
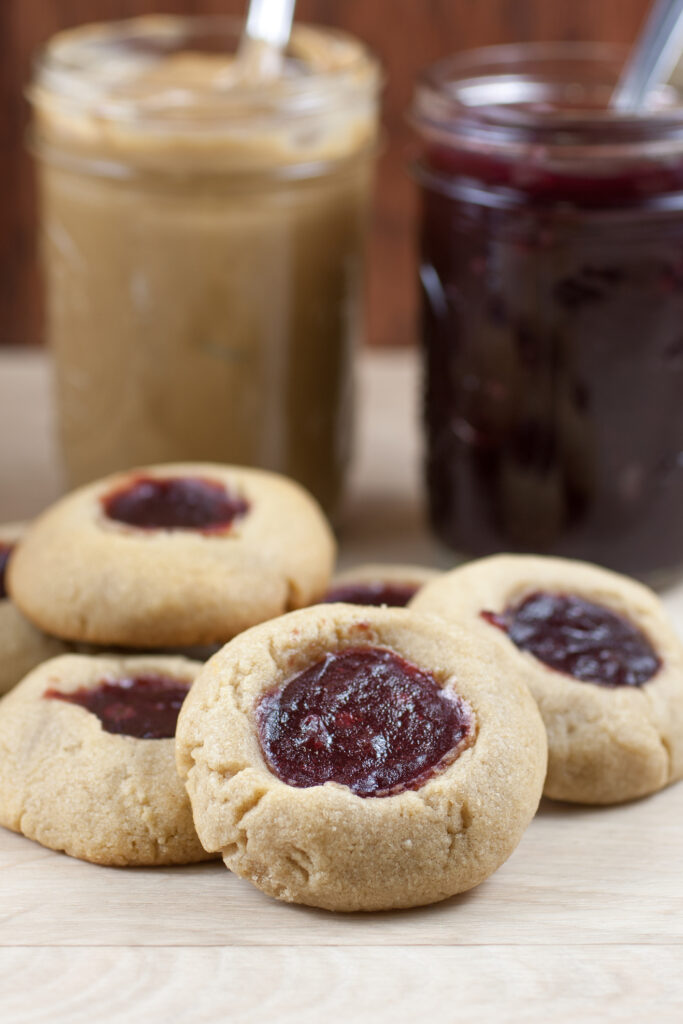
[102,475,249,532]
[414,52,683,580]
[44,674,191,738]
[482,592,661,687]
[0,543,13,600]
[257,645,473,797]
[322,581,420,607]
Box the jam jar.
[412,44,683,583]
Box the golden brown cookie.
[176,603,546,911]
[8,463,336,648]
[0,652,213,866]
[323,563,440,607]
[411,554,683,805]
[0,522,70,695]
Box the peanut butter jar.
[29,16,381,516]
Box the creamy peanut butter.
[30,17,380,514]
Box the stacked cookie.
[0,522,70,695]
[1,463,682,912]
[0,462,335,866]
[175,603,546,910]
[8,462,335,647]
[321,562,439,607]
[411,555,683,806]
[0,653,210,866]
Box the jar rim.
[30,14,381,126]
[413,41,683,148]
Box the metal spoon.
[238,0,297,80]
[612,0,683,110]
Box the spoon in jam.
[237,0,297,80]
[611,0,683,110]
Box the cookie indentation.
[482,591,661,687]
[257,645,474,797]
[102,475,249,532]
[323,581,419,607]
[0,542,13,600]
[45,674,191,738]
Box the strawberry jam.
[45,674,191,738]
[482,592,661,687]
[0,543,13,600]
[257,645,473,797]
[323,581,420,607]
[102,475,249,532]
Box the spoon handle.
[245,0,296,51]
[612,0,683,110]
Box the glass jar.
[412,43,683,583]
[29,16,381,517]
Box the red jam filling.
[257,645,473,797]
[323,581,420,607]
[482,591,661,687]
[44,674,191,739]
[102,475,249,532]
[0,543,13,600]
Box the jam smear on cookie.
[0,543,13,600]
[482,592,661,687]
[102,475,249,532]
[257,645,473,797]
[45,674,191,738]
[323,581,419,607]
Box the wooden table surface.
[1,349,682,1023]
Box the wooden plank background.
[1,0,650,348]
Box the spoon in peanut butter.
[237,0,297,81]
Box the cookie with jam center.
[176,604,546,912]
[0,653,213,865]
[0,522,70,695]
[8,463,336,648]
[411,554,683,805]
[322,563,440,608]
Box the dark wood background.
[2,0,650,348]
